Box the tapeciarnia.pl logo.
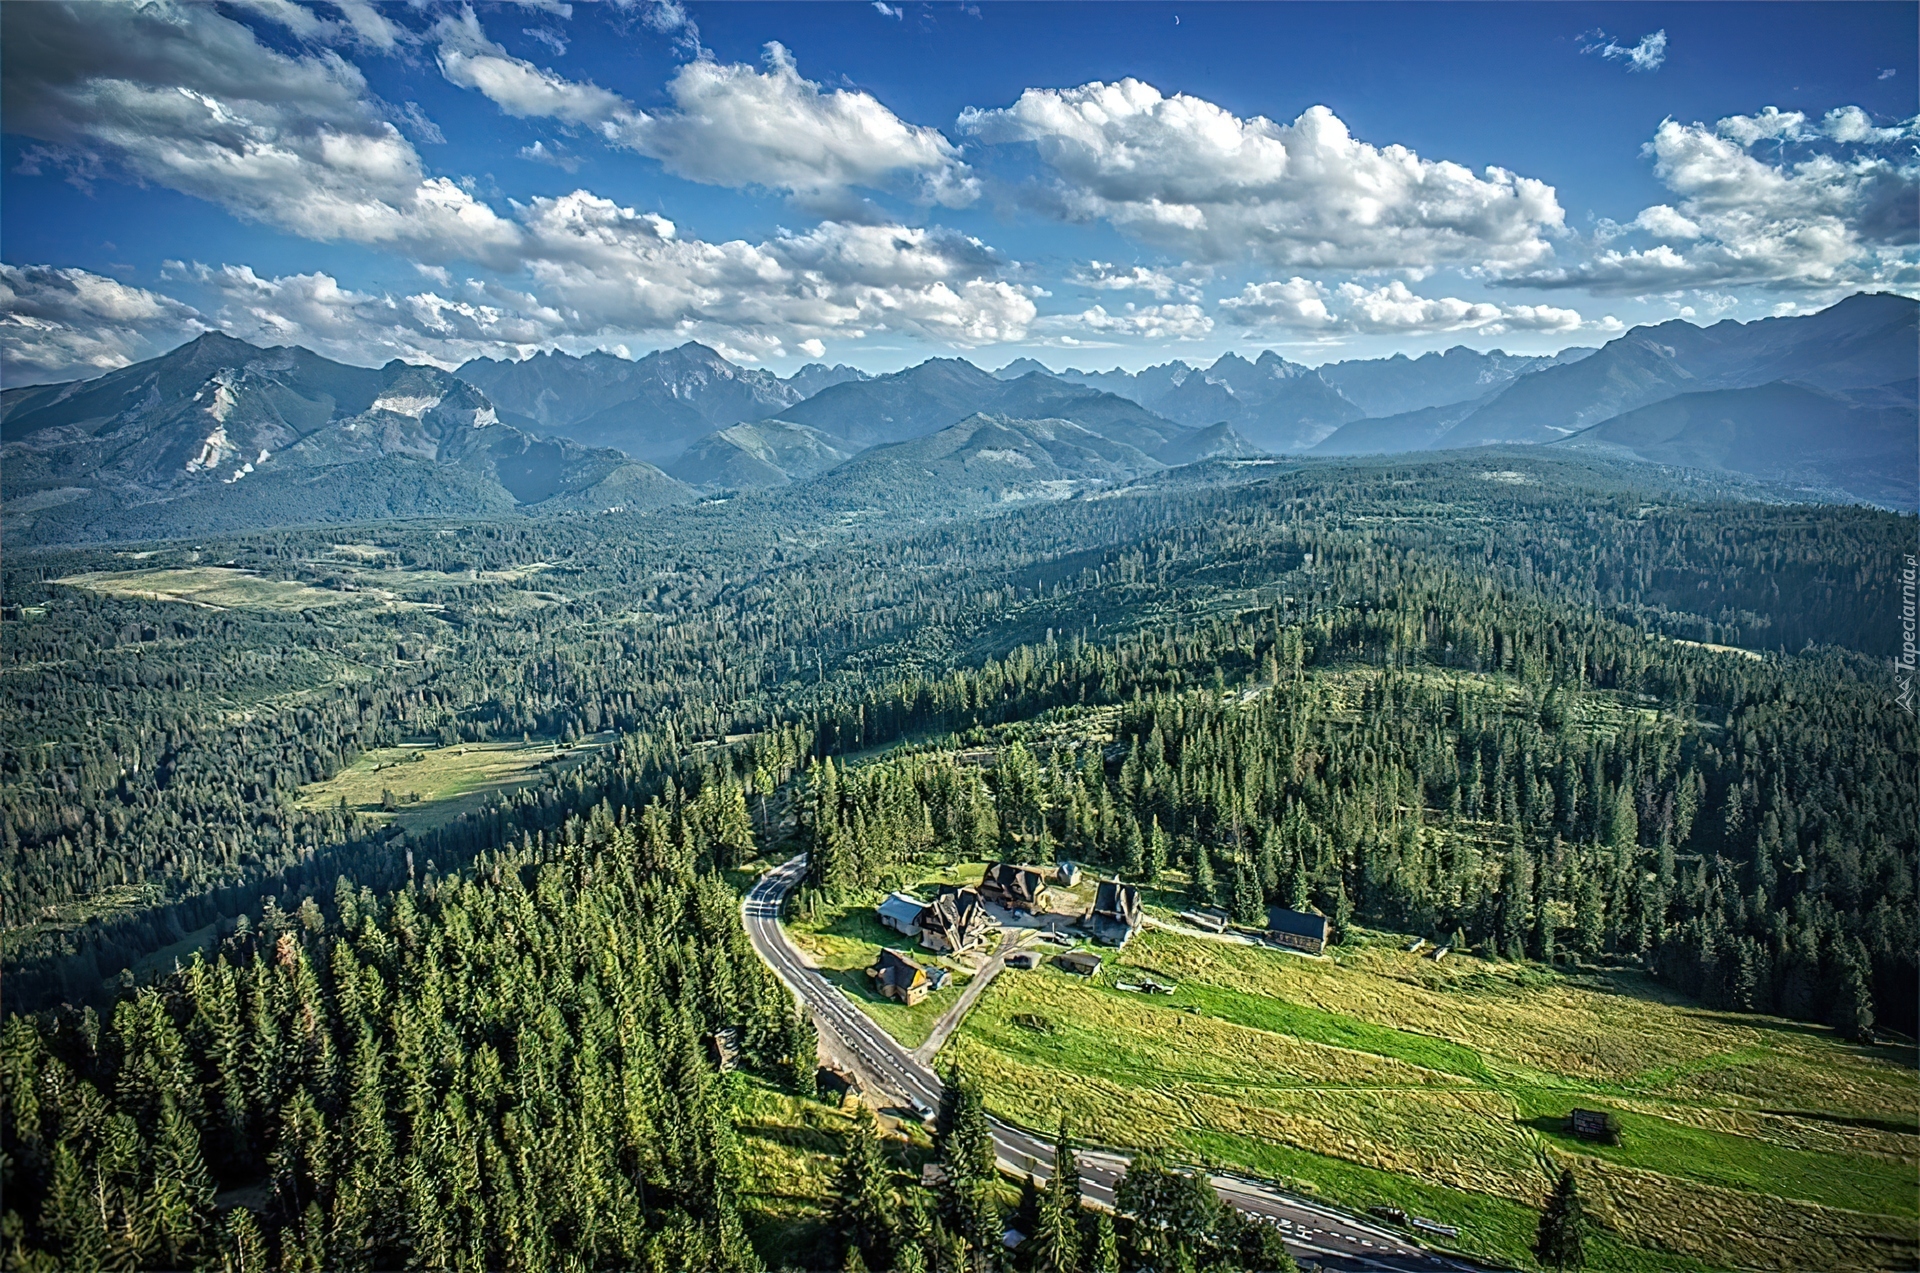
[1898,552,1917,715]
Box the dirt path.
[912,930,1024,1063]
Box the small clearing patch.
[58,567,374,613]
[295,736,611,833]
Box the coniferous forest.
[4,451,1915,1271]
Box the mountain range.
[1,332,693,543]
[3,292,1910,542]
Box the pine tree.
[833,1107,896,1269]
[1030,1121,1082,1273]
[1189,844,1216,907]
[1534,1168,1587,1270]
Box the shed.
[1567,1108,1620,1143]
[1266,906,1330,955]
[1053,950,1103,977]
[875,892,928,937]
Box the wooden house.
[918,886,991,955]
[869,948,932,1006]
[979,863,1051,913]
[1265,906,1330,955]
[875,892,927,937]
[1088,880,1144,946]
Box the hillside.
[665,419,857,490]
[1556,380,1917,508]
[1,333,692,542]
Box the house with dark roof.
[869,948,932,1005]
[979,863,1051,913]
[875,892,927,937]
[918,886,991,955]
[1087,880,1144,946]
[1266,906,1330,955]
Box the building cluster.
[868,861,1334,1003]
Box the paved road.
[743,854,1492,1273]
[912,930,1019,1064]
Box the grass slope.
[941,928,1917,1272]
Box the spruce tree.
[833,1108,895,1271]
[1534,1168,1587,1270]
[1030,1120,1082,1273]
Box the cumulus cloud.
[1580,29,1668,73]
[1503,106,1920,293]
[513,196,1035,348]
[432,22,975,211]
[3,1,522,263]
[1066,261,1193,298]
[958,81,1565,271]
[1217,278,1337,327]
[610,43,977,209]
[1221,277,1597,335]
[0,265,206,383]
[1041,302,1213,341]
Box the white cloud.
[1221,278,1591,335]
[610,43,977,209]
[1218,277,1337,327]
[873,2,904,16]
[1042,303,1213,341]
[0,264,206,383]
[515,196,1035,348]
[1581,29,1667,73]
[958,82,1564,271]
[436,11,625,125]
[1067,261,1192,298]
[226,0,398,50]
[1506,108,1920,293]
[642,0,704,59]
[3,2,522,263]
[432,23,975,210]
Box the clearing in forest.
[56,567,377,612]
[939,927,1917,1273]
[295,736,611,832]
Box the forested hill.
[1,449,1913,1270]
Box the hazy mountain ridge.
[2,333,693,542]
[454,343,870,463]
[6,293,1910,542]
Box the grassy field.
[786,905,977,1050]
[936,927,1918,1272]
[57,567,381,612]
[295,736,611,833]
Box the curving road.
[743,854,1491,1273]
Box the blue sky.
[2,1,1914,384]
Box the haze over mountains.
[2,293,1911,542]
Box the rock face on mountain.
[454,342,865,463]
[664,419,856,490]
[2,333,691,542]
